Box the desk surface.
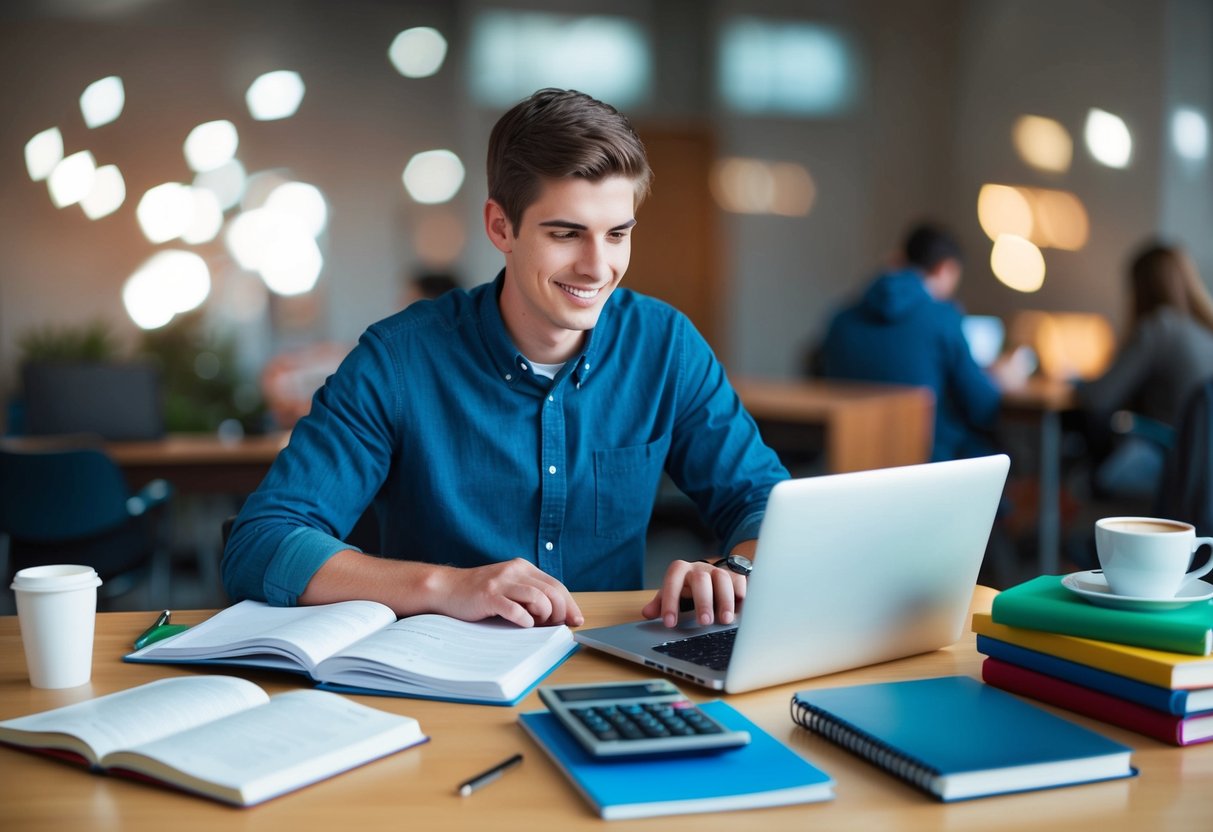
[1,591,1206,831]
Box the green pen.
[133,610,189,650]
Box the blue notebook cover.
[519,700,834,820]
[791,675,1136,802]
[977,635,1213,716]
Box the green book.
[990,576,1213,656]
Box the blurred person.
[224,88,788,630]
[1077,242,1213,500]
[816,223,1027,462]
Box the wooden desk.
[1,432,289,496]
[3,589,1203,830]
[735,378,935,473]
[1001,377,1078,575]
[104,432,289,495]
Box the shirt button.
[545,541,554,551]
[548,465,557,474]
[504,373,512,381]
[548,395,554,402]
[584,363,590,371]
[520,362,529,371]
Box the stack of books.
[972,575,1213,746]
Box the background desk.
[104,432,289,495]
[2,589,1204,831]
[735,378,934,474]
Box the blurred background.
[0,0,1210,606]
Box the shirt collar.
[477,269,601,390]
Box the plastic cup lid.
[11,564,102,593]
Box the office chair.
[1157,379,1213,537]
[0,446,173,609]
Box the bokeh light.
[990,234,1046,293]
[25,127,63,182]
[1084,108,1132,169]
[264,181,328,237]
[710,157,816,216]
[224,207,325,295]
[246,70,305,121]
[137,182,195,244]
[79,76,125,128]
[194,158,248,211]
[80,164,126,220]
[1172,107,1208,163]
[1012,115,1072,173]
[977,184,1088,252]
[182,187,224,244]
[402,149,465,204]
[389,27,448,78]
[122,250,211,330]
[184,120,239,172]
[47,150,97,208]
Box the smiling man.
[223,89,788,630]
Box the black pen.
[457,753,523,797]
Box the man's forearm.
[298,549,449,617]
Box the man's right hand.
[299,550,583,628]
[427,558,584,628]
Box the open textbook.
[0,676,426,806]
[126,599,578,705]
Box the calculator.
[537,679,751,758]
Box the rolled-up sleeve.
[222,329,397,605]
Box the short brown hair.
[486,88,652,232]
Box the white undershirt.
[526,359,566,380]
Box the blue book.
[977,635,1213,716]
[791,676,1135,801]
[518,700,834,819]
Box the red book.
[982,658,1213,747]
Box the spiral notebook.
[791,675,1135,801]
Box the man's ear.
[484,200,513,254]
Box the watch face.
[718,555,753,575]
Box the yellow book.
[971,613,1213,690]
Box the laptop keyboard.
[653,628,737,671]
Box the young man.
[817,224,1011,461]
[223,88,788,630]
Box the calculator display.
[551,683,661,702]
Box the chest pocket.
[594,435,672,540]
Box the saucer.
[1061,570,1213,612]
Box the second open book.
[126,599,577,705]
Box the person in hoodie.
[817,224,1020,462]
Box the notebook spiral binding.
[790,697,939,794]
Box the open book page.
[0,677,268,766]
[316,616,575,700]
[131,599,397,671]
[102,689,425,806]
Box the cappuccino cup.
[1094,517,1213,599]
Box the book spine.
[971,614,1185,689]
[975,636,1185,715]
[991,589,1210,656]
[789,697,939,798]
[981,658,1190,746]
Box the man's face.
[487,175,637,363]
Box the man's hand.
[640,558,747,628]
[428,558,584,628]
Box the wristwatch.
[712,554,753,577]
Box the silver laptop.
[575,454,1010,693]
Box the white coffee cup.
[10,564,103,689]
[1094,517,1213,599]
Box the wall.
[0,0,1207,424]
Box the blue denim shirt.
[222,272,788,605]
